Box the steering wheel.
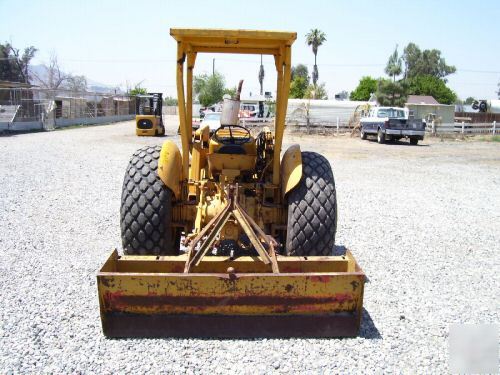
[213,125,251,145]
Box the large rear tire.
[120,145,179,255]
[285,152,337,256]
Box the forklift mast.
[136,93,163,117]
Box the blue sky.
[1,0,499,99]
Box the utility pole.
[212,58,215,76]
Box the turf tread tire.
[286,151,337,256]
[120,145,177,255]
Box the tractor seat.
[217,144,247,155]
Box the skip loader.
[97,29,365,338]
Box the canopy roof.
[170,28,297,55]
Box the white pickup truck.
[360,107,426,145]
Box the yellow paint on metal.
[272,45,292,184]
[176,42,190,180]
[135,115,160,136]
[207,153,257,174]
[171,28,296,189]
[208,134,256,155]
[281,144,302,197]
[116,253,353,273]
[98,250,365,316]
[194,124,210,142]
[98,29,367,337]
[170,29,297,56]
[158,141,183,199]
[185,52,197,141]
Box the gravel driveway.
[1,120,498,373]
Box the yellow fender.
[281,144,302,197]
[194,124,210,142]
[158,141,183,200]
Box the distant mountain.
[29,65,122,94]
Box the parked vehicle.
[360,107,425,145]
[135,93,165,136]
[240,101,270,118]
[201,111,222,132]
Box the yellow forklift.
[135,93,165,136]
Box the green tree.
[402,42,456,81]
[385,45,402,82]
[0,42,37,83]
[194,72,235,107]
[350,76,377,101]
[129,85,147,96]
[291,64,309,81]
[464,96,475,105]
[407,75,457,104]
[289,76,309,98]
[164,96,178,106]
[305,29,326,86]
[223,86,237,98]
[305,82,328,100]
[376,78,407,107]
[289,64,310,98]
[377,46,406,106]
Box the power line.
[3,55,498,74]
[456,69,500,74]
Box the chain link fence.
[0,88,137,131]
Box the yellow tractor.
[98,29,365,338]
[135,92,165,136]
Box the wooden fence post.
[493,121,496,135]
[461,121,465,134]
[94,94,98,117]
[336,117,339,135]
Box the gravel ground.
[0,118,498,373]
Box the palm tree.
[258,55,265,95]
[305,29,327,87]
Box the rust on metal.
[104,292,355,309]
[97,248,365,338]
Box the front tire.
[410,138,419,145]
[285,152,337,256]
[360,128,367,140]
[120,145,179,255]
